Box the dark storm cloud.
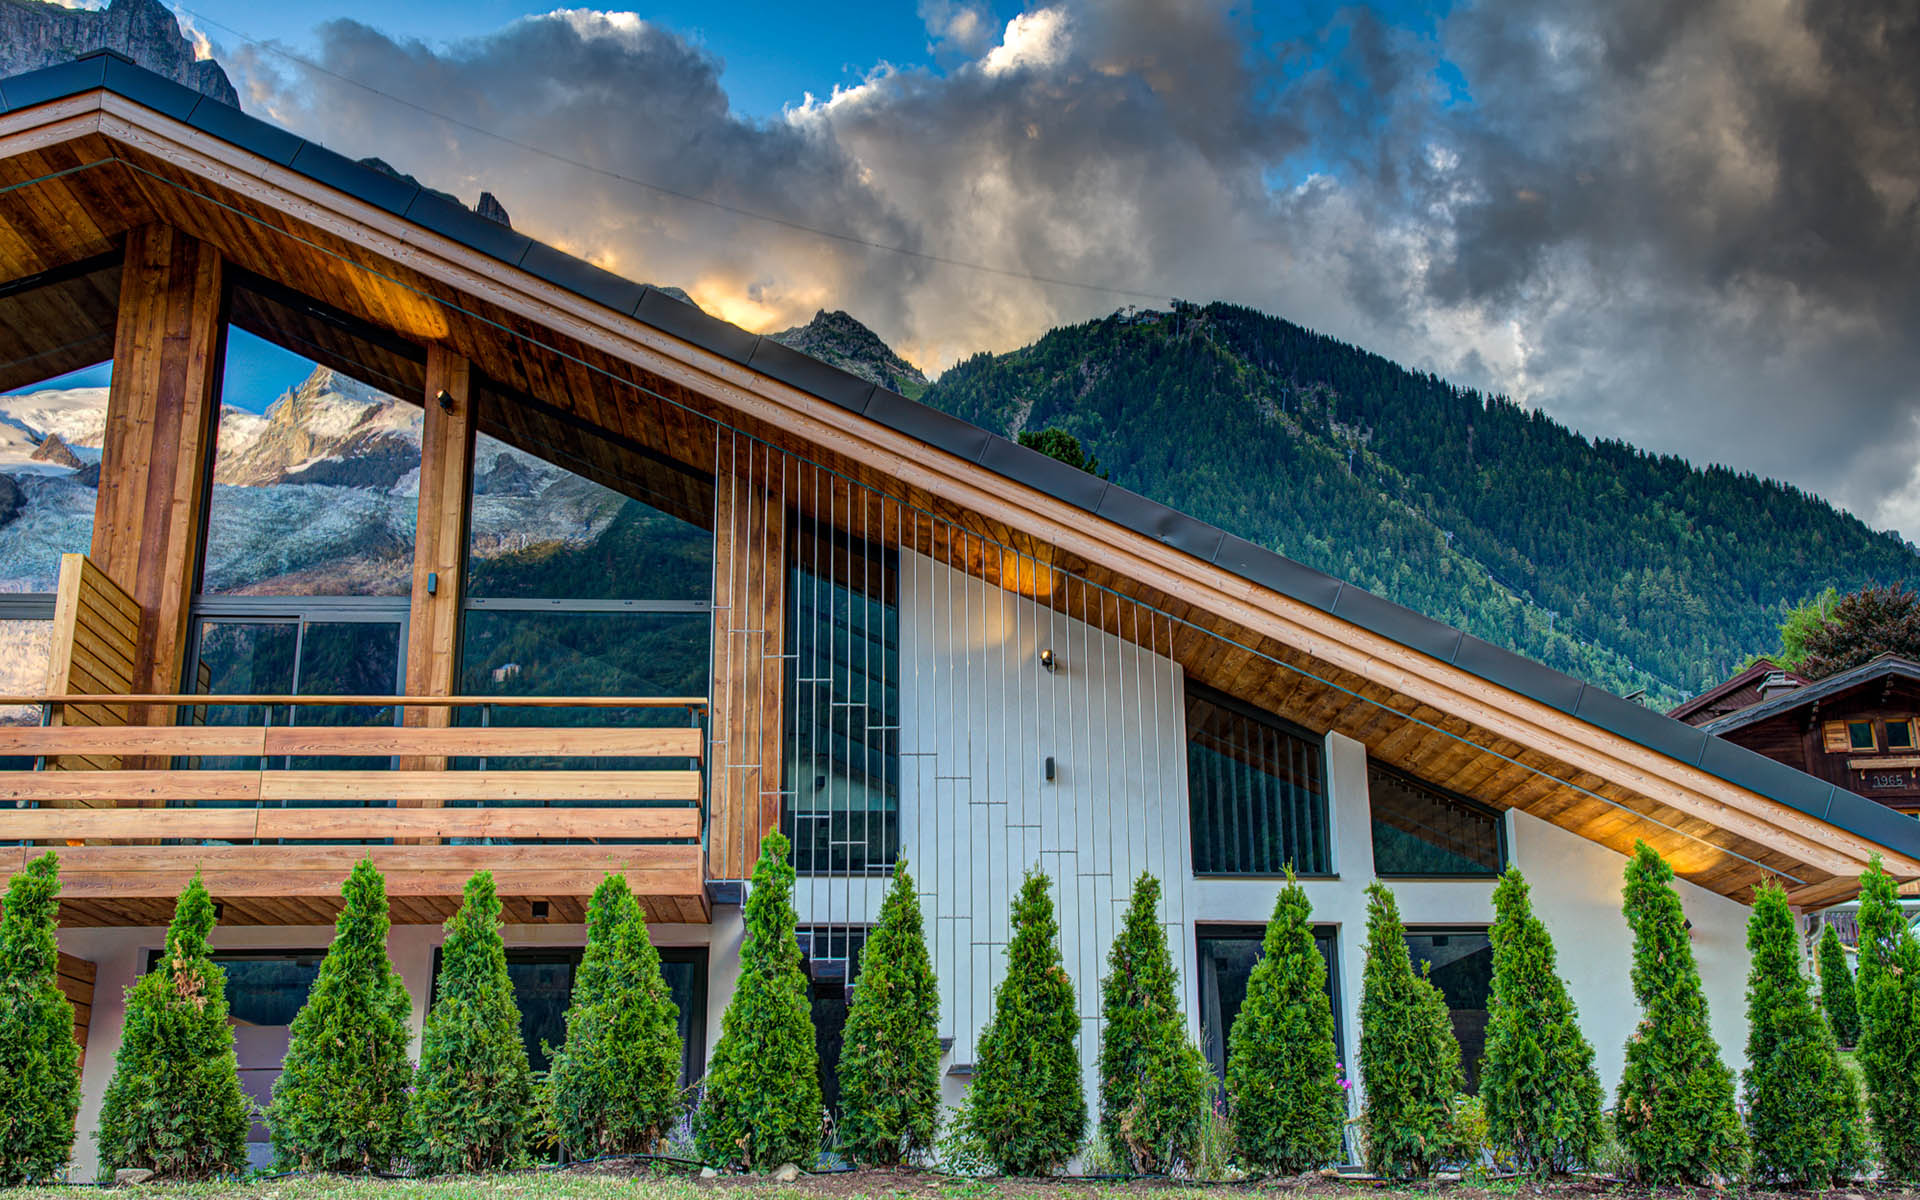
[233,0,1920,534]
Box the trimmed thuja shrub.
[970,869,1085,1175]
[696,830,822,1171]
[96,873,251,1179]
[268,859,414,1172]
[1097,872,1209,1173]
[1742,880,1864,1186]
[1857,855,1920,1180]
[1225,867,1345,1176]
[1816,923,1860,1047]
[1356,882,1461,1180]
[547,874,683,1159]
[1479,866,1603,1176]
[410,871,533,1174]
[1613,841,1745,1185]
[837,861,941,1167]
[0,853,80,1185]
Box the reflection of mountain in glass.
[0,385,108,592]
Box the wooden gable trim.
[2,95,1912,890]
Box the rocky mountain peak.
[29,431,81,468]
[0,0,239,107]
[771,309,928,398]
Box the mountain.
[772,309,929,399]
[917,302,1920,705]
[0,0,238,106]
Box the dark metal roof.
[9,50,1918,864]
[1701,655,1920,737]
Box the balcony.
[0,694,710,926]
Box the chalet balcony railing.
[0,694,706,847]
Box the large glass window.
[144,949,324,1167]
[458,410,713,768]
[0,613,52,767]
[433,945,708,1084]
[1404,928,1493,1092]
[783,516,900,875]
[1368,763,1506,878]
[1196,924,1342,1082]
[0,250,120,594]
[1187,686,1330,875]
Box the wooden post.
[90,224,223,722]
[707,444,788,880]
[400,344,475,777]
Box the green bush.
[1356,882,1460,1180]
[95,873,251,1179]
[267,859,413,1172]
[1816,923,1860,1047]
[1612,841,1745,1184]
[1742,880,1865,1186]
[1856,855,1920,1180]
[696,829,822,1171]
[0,853,80,1185]
[837,861,941,1166]
[1479,866,1603,1175]
[410,871,534,1174]
[547,874,683,1159]
[1097,872,1208,1173]
[970,869,1085,1175]
[1224,867,1345,1175]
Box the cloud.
[230,0,1920,537]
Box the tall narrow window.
[1368,762,1506,877]
[799,926,869,1113]
[783,515,899,875]
[1186,685,1330,875]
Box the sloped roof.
[2,50,1918,885]
[1668,657,1806,725]
[1702,654,1920,736]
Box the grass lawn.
[6,1167,1920,1200]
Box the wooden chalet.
[0,50,1915,1173]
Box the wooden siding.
[57,952,95,1069]
[1721,678,1920,813]
[43,553,141,772]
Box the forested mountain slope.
[920,302,1917,706]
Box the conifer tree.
[267,859,413,1172]
[0,853,80,1185]
[836,861,941,1166]
[1479,866,1603,1175]
[1224,868,1344,1176]
[95,873,251,1179]
[546,874,683,1159]
[1856,855,1920,1180]
[1355,882,1460,1180]
[1613,842,1745,1184]
[410,871,533,1174]
[1816,923,1860,1047]
[1097,873,1208,1173]
[970,869,1085,1175]
[695,830,822,1170]
[1742,881,1864,1186]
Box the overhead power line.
[174,6,1176,305]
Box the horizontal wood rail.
[0,694,708,709]
[0,805,698,842]
[0,769,701,807]
[0,725,704,759]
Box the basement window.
[1368,763,1506,878]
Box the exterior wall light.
[1039,648,1057,672]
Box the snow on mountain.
[0,386,109,473]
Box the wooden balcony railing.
[0,695,713,923]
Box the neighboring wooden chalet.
[1,51,1916,1174]
[1691,655,1920,816]
[1670,658,1809,727]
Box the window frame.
[1886,719,1915,752]
[1184,681,1333,878]
[1365,759,1509,880]
[1848,720,1879,752]
[1193,921,1344,1080]
[1402,924,1494,1093]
